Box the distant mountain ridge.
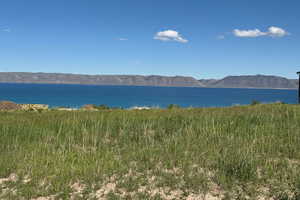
[0,72,298,89]
[0,72,203,87]
[199,75,298,89]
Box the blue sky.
[0,0,299,79]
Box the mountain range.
[0,72,298,89]
[199,75,298,89]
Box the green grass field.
[1,104,300,199]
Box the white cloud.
[268,26,288,37]
[233,26,288,38]
[233,29,267,37]
[154,30,188,43]
[118,38,128,41]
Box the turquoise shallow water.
[0,83,297,108]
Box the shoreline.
[0,101,291,112]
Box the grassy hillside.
[1,104,300,199]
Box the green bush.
[94,104,110,110]
[167,104,181,109]
[251,100,261,105]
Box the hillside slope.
[200,75,298,89]
[0,72,204,87]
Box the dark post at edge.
[297,71,300,104]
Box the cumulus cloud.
[268,26,288,37]
[154,30,188,43]
[233,29,267,37]
[233,26,288,38]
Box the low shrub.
[251,100,261,105]
[167,104,181,109]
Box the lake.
[0,83,297,108]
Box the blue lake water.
[0,83,297,108]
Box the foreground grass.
[0,104,300,199]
